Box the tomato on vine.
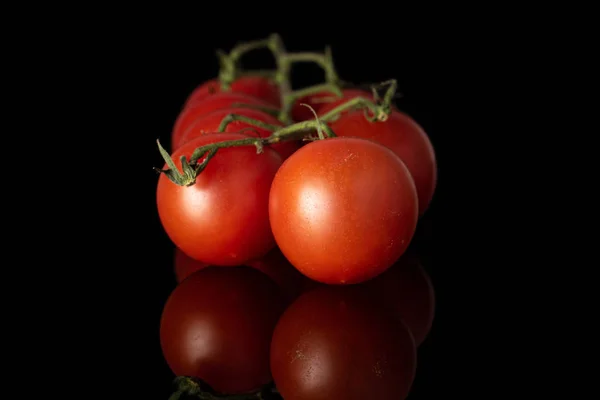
[184,76,281,108]
[157,133,282,266]
[318,107,437,215]
[270,285,417,400]
[171,92,276,151]
[177,107,299,160]
[160,266,287,395]
[269,136,418,285]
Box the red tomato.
[291,89,374,122]
[184,76,281,108]
[177,107,299,160]
[157,133,282,266]
[363,251,435,346]
[270,285,417,400]
[172,92,275,151]
[269,137,418,284]
[247,247,315,302]
[160,266,287,394]
[173,248,209,282]
[320,109,436,215]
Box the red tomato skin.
[177,107,299,160]
[160,266,287,394]
[247,247,314,302]
[157,133,282,266]
[320,109,436,215]
[363,251,435,346]
[184,76,281,108]
[292,89,374,122]
[171,92,274,151]
[270,285,417,400]
[174,248,209,282]
[269,137,418,285]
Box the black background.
[57,23,492,399]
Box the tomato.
[270,285,417,400]
[172,92,275,151]
[177,107,299,160]
[269,137,418,284]
[160,266,287,394]
[184,76,280,108]
[247,247,315,302]
[291,88,374,122]
[318,109,436,216]
[173,248,210,282]
[363,251,435,346]
[157,133,282,266]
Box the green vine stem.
[168,376,280,400]
[155,116,336,187]
[217,38,274,89]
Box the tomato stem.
[168,376,282,400]
[217,114,281,133]
[157,117,336,186]
[218,38,274,89]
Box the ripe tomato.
[291,88,373,122]
[318,109,437,215]
[363,251,435,346]
[173,248,209,282]
[184,76,280,108]
[172,92,275,151]
[160,266,287,394]
[247,247,315,302]
[270,285,417,400]
[269,137,418,284]
[157,133,282,266]
[177,107,299,160]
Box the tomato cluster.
[156,34,437,399]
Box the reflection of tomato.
[291,89,373,121]
[269,137,418,284]
[177,107,299,160]
[247,247,315,302]
[271,285,416,400]
[319,108,436,216]
[184,76,280,108]
[173,247,314,301]
[171,92,274,151]
[173,248,209,282]
[160,266,286,394]
[363,251,435,346]
[157,133,281,266]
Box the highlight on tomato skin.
[171,92,275,151]
[160,266,288,395]
[157,133,282,266]
[270,284,417,400]
[184,76,281,108]
[176,107,300,160]
[362,250,436,346]
[268,136,419,285]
